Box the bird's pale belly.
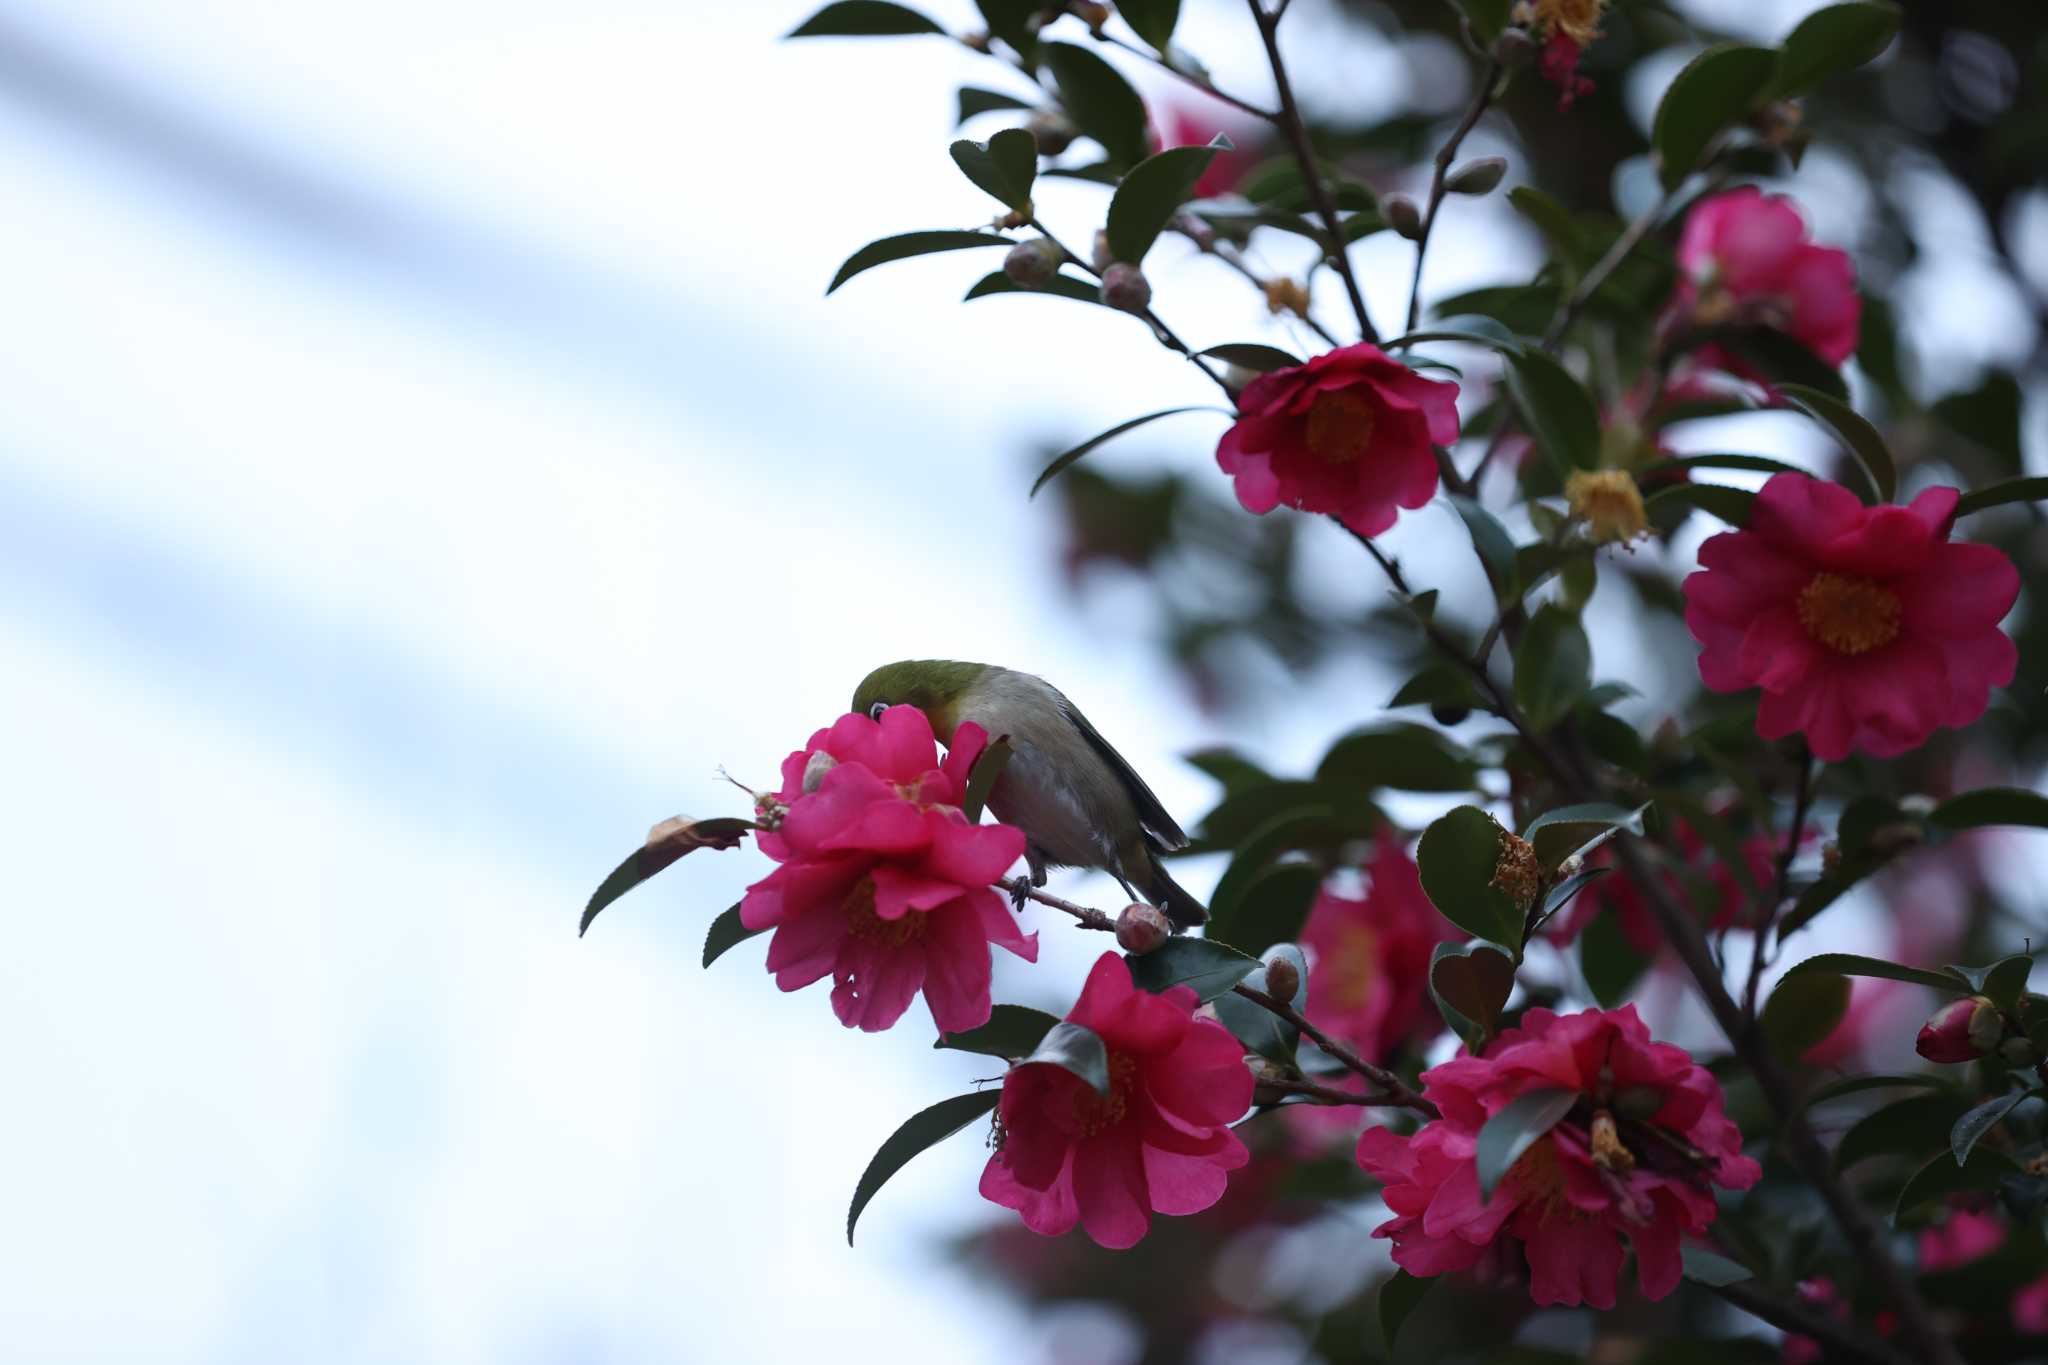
[987,744,1118,869]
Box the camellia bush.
[585,1,2048,1361]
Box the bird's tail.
[1132,837,1207,929]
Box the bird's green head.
[850,660,992,741]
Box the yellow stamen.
[1565,469,1648,546]
[1590,1110,1635,1173]
[1796,571,1901,655]
[1304,389,1378,465]
[1532,0,1606,45]
[1075,1052,1140,1137]
[843,877,928,948]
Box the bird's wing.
[1055,693,1188,850]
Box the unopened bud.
[1490,828,1541,911]
[800,750,838,794]
[1263,956,1301,1005]
[1025,110,1076,157]
[1446,156,1508,196]
[1566,468,1649,546]
[1492,27,1538,68]
[1098,262,1152,313]
[1385,193,1425,241]
[1116,902,1172,955]
[1091,229,1114,273]
[1430,701,1472,727]
[1003,237,1062,289]
[2000,1036,2042,1068]
[1069,0,1110,32]
[1916,995,2003,1064]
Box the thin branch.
[1233,983,1440,1116]
[999,877,1115,931]
[1029,217,1238,397]
[1745,741,1814,1019]
[1090,31,1277,122]
[1187,227,1340,347]
[1256,1075,1384,1106]
[1403,59,1504,335]
[1710,1280,1919,1365]
[1249,0,1377,343]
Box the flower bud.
[1916,995,2003,1064]
[1091,229,1114,273]
[1384,193,1425,241]
[1262,275,1310,318]
[800,750,838,794]
[1003,237,1062,289]
[1115,902,1172,955]
[1263,956,1301,1005]
[2000,1035,2042,1068]
[1492,27,1538,68]
[1566,468,1649,546]
[1446,156,1508,196]
[1098,262,1152,313]
[1025,110,1076,157]
[1490,828,1540,911]
[1430,701,1472,727]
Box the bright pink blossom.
[980,952,1255,1248]
[740,706,1034,1034]
[1154,101,1261,200]
[1919,1207,2005,1272]
[1356,1005,1760,1308]
[1683,473,2020,761]
[1301,832,1460,1060]
[1216,343,1460,538]
[2015,1272,2048,1334]
[1668,187,1860,374]
[1915,994,2002,1063]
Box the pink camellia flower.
[1153,100,1261,200]
[1356,1005,1760,1308]
[1541,817,1793,951]
[1915,994,2002,1063]
[980,952,1255,1248]
[1302,832,1460,1060]
[741,706,1035,1034]
[1683,473,2020,761]
[1215,343,1460,538]
[1919,1206,2006,1272]
[1668,187,1860,373]
[2014,1272,2048,1335]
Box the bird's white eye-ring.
[868,700,889,720]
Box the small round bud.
[1090,229,1114,273]
[1430,701,1472,727]
[1446,156,1508,196]
[1492,27,1538,67]
[1490,828,1541,911]
[1384,193,1425,241]
[800,750,838,794]
[1263,956,1301,1005]
[1115,902,1172,955]
[1025,110,1076,157]
[1098,262,1152,313]
[2000,1035,2042,1068]
[1917,995,2003,1064]
[1003,237,1062,289]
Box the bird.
[850,660,1206,928]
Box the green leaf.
[1982,955,2035,1009]
[1761,970,1851,1064]
[1378,1269,1435,1350]
[1454,0,1515,42]
[1954,476,2048,518]
[581,816,755,936]
[1117,0,1180,49]
[1929,787,2048,832]
[702,903,766,967]
[1193,342,1301,373]
[955,86,1035,125]
[935,1003,1060,1059]
[1182,747,1274,796]
[1777,383,1896,504]
[828,230,1013,294]
[1207,807,1335,932]
[1642,453,1805,479]
[1213,943,1309,1062]
[1835,1091,1965,1172]
[1643,481,1755,527]
[789,1,947,37]
[1107,141,1224,263]
[975,0,1042,57]
[847,1090,999,1243]
[949,129,1038,211]
[1769,1,1901,98]
[1507,186,1587,275]
[1385,323,1523,354]
[1388,664,1481,712]
[1514,604,1592,734]
[1504,349,1601,473]
[961,737,1012,822]
[1781,953,1971,994]
[1016,1020,1111,1094]
[1679,1245,1755,1287]
[1317,722,1480,794]
[1952,1089,2032,1167]
[1417,806,1525,949]
[1029,406,1225,497]
[1127,936,1258,1002]
[1430,940,1518,1047]
[1581,906,1651,1007]
[1041,42,1150,167]
[1651,44,1778,191]
[1476,1087,1577,1198]
[962,269,1102,304]
[1707,326,1849,400]
[1521,802,1648,871]
[1801,1073,1952,1112]
[1449,495,1521,605]
[1210,862,1321,960]
[1539,866,1608,924]
[1893,1146,2020,1225]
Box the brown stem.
[1248,0,1377,343]
[1745,741,1814,1019]
[1403,60,1504,336]
[1232,983,1439,1116]
[1090,31,1278,122]
[1028,218,1237,397]
[999,877,1115,931]
[1256,1075,1383,1106]
[1189,228,1340,347]
[1710,1280,1919,1365]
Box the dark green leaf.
[955,86,1035,125]
[1127,936,1258,1002]
[828,230,1013,294]
[1760,970,1851,1064]
[1106,141,1223,262]
[1449,495,1521,605]
[1929,787,2048,832]
[1644,481,1755,527]
[1643,453,1805,479]
[1522,802,1648,871]
[1777,383,1896,503]
[1417,806,1525,949]
[1504,349,1601,473]
[1210,860,1322,960]
[1193,342,1301,373]
[1455,0,1515,42]
[1781,953,1970,994]
[1893,1146,2020,1225]
[1679,1245,1755,1287]
[703,903,766,967]
[1041,42,1149,167]
[1385,323,1523,354]
[1953,1089,2032,1167]
[789,1,946,37]
[949,129,1038,211]
[1507,186,1587,274]
[1769,1,1901,99]
[581,816,755,936]
[1801,1073,1951,1112]
[1954,476,2048,518]
[1539,866,1608,923]
[961,737,1012,822]
[1213,943,1309,1062]
[1707,325,1849,400]
[1388,664,1481,711]
[1476,1087,1577,1198]
[1182,747,1274,795]
[935,1003,1060,1059]
[975,0,1042,56]
[1317,722,1479,794]
[847,1089,1000,1243]
[1651,44,1778,191]
[963,269,1102,304]
[1029,406,1225,497]
[1379,1269,1435,1350]
[1581,906,1651,1007]
[1430,940,1518,1047]
[1836,1091,1965,1172]
[1514,604,1592,733]
[1982,955,2034,1009]
[1016,1020,1110,1094]
[1207,807,1335,931]
[1934,370,2024,476]
[1117,0,1180,49]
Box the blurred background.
[1,0,2042,1361]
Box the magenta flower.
[1668,187,1860,373]
[1215,343,1460,538]
[1301,832,1459,1060]
[1919,1207,2005,1272]
[980,953,1255,1248]
[1683,473,2019,761]
[1915,994,2002,1063]
[2014,1272,2048,1335]
[1356,1006,1760,1309]
[740,706,1034,1034]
